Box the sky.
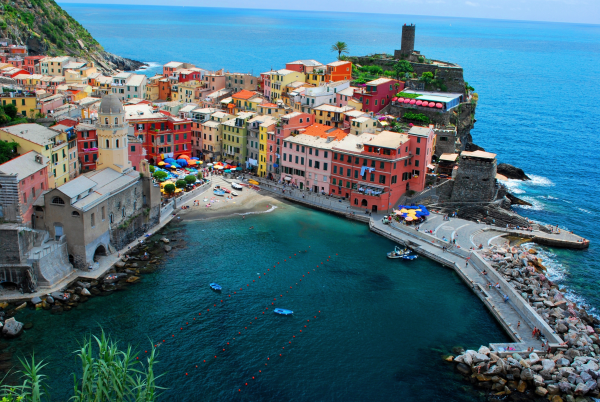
[56,0,599,25]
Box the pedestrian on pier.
[517,321,521,329]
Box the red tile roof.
[302,124,348,141]
[232,89,258,100]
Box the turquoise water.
[13,203,508,400]
[60,4,600,310]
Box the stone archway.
[93,245,107,262]
[361,199,368,207]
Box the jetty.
[252,177,591,355]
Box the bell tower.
[95,94,131,173]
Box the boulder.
[497,163,531,181]
[2,318,23,338]
[473,353,490,364]
[520,368,534,380]
[485,365,503,375]
[126,276,140,283]
[580,372,593,383]
[529,352,541,364]
[478,346,491,355]
[535,386,548,396]
[160,237,170,244]
[547,384,560,395]
[574,382,587,395]
[115,261,126,268]
[550,396,563,402]
[76,281,91,289]
[456,363,471,375]
[519,359,530,368]
[543,359,556,371]
[31,296,42,305]
[540,369,553,380]
[557,324,569,334]
[566,349,581,359]
[0,302,8,309]
[582,361,599,372]
[533,374,545,387]
[517,380,527,392]
[164,245,172,253]
[81,288,91,296]
[559,380,573,393]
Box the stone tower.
[450,151,498,202]
[95,94,132,173]
[400,24,416,56]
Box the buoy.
[207,309,210,311]
[136,357,139,360]
[172,335,174,337]
[181,327,183,330]
[289,341,291,344]
[204,360,206,362]
[336,253,338,255]
[259,370,262,373]
[282,347,285,349]
[253,280,255,282]
[214,356,217,358]
[293,336,295,338]
[294,254,296,256]
[223,348,225,351]
[199,313,201,315]
[227,342,229,345]
[252,377,255,379]
[196,365,198,368]
[185,373,187,375]
[268,358,270,360]
[279,354,282,356]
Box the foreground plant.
[0,331,163,402]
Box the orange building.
[326,61,353,82]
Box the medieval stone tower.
[400,24,416,56]
[95,94,132,173]
[450,151,498,202]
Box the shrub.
[403,112,430,125]
[163,184,175,194]
[184,175,196,185]
[175,179,187,189]
[420,72,434,84]
[149,165,155,173]
[197,172,204,180]
[3,104,17,119]
[152,171,167,180]
[418,56,425,63]
[396,92,420,99]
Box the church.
[34,95,162,270]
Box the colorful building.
[311,104,354,128]
[199,111,233,161]
[269,69,305,102]
[75,122,98,172]
[0,123,71,188]
[257,116,276,177]
[231,90,263,113]
[285,60,323,74]
[0,91,37,118]
[280,124,347,192]
[326,61,353,82]
[24,55,45,75]
[221,112,255,165]
[273,112,315,177]
[225,73,258,94]
[0,151,49,225]
[355,78,404,114]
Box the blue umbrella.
[165,158,176,163]
[176,158,188,167]
[191,157,200,160]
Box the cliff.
[0,0,145,73]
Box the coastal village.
[0,23,596,402]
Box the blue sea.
[16,4,600,399]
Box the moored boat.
[231,191,238,196]
[402,255,418,260]
[213,189,225,196]
[274,308,293,316]
[231,182,243,190]
[210,283,222,291]
[387,246,411,259]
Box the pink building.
[354,78,404,114]
[128,135,144,171]
[280,124,347,192]
[285,60,323,74]
[260,71,272,99]
[0,151,49,225]
[38,94,65,115]
[274,112,314,177]
[336,87,356,108]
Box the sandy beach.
[175,176,283,221]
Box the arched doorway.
[68,254,75,265]
[93,245,107,262]
[372,205,378,213]
[361,199,368,207]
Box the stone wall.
[31,239,73,288]
[450,158,497,202]
[109,205,160,251]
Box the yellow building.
[0,123,71,187]
[257,116,276,177]
[173,80,205,103]
[65,69,85,85]
[312,104,354,128]
[231,90,263,113]
[306,66,328,86]
[13,74,43,91]
[348,97,362,111]
[270,69,304,102]
[256,102,287,118]
[201,111,234,161]
[0,93,38,118]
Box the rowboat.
[387,246,411,259]
[274,308,293,316]
[248,179,259,185]
[213,189,225,196]
[231,191,239,196]
[231,182,243,190]
[210,283,222,291]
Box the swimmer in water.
[249,226,254,229]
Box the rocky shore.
[448,243,600,401]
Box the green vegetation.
[149,165,155,173]
[152,171,167,181]
[403,111,430,125]
[175,179,187,189]
[0,140,19,164]
[420,72,434,84]
[465,81,475,92]
[331,41,349,60]
[0,331,162,401]
[395,92,420,99]
[1,0,105,58]
[418,56,425,63]
[163,184,175,195]
[197,172,204,180]
[393,60,413,80]
[184,175,196,185]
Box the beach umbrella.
[171,163,180,168]
[157,161,165,166]
[403,98,410,103]
[410,99,416,105]
[165,158,176,163]
[421,101,429,107]
[191,157,200,160]
[176,159,188,167]
[436,103,443,108]
[398,98,405,102]
[164,163,171,168]
[416,100,422,106]
[224,169,231,173]
[429,102,435,108]
[392,97,398,102]
[207,163,213,166]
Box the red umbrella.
[403,98,410,103]
[436,103,443,108]
[392,97,398,101]
[416,100,423,106]
[422,101,429,107]
[429,102,435,108]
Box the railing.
[96,123,127,129]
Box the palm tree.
[331,41,349,60]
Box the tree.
[0,140,18,164]
[393,60,413,80]
[152,171,167,181]
[0,331,163,401]
[184,174,196,185]
[149,165,155,173]
[3,104,17,120]
[197,171,204,180]
[420,72,434,84]
[175,179,186,189]
[331,41,349,60]
[163,183,175,195]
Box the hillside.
[0,0,145,73]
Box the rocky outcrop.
[464,142,485,152]
[506,193,533,207]
[2,318,23,339]
[498,163,531,181]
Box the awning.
[427,164,435,169]
[284,176,292,181]
[225,159,233,164]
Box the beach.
[176,176,284,221]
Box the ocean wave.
[577,207,593,214]
[136,62,162,71]
[235,205,278,216]
[527,175,554,187]
[514,197,544,211]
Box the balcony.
[97,123,127,129]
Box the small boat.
[387,246,411,259]
[222,187,231,193]
[209,283,222,291]
[402,254,418,261]
[231,182,243,190]
[248,179,259,185]
[213,189,225,196]
[231,191,239,196]
[274,308,293,316]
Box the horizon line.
[56,2,600,26]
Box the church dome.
[98,94,124,114]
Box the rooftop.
[439,153,459,163]
[164,61,184,68]
[366,78,396,86]
[284,132,344,150]
[407,126,433,137]
[327,60,351,67]
[287,60,323,67]
[0,151,48,180]
[313,104,354,113]
[365,130,409,149]
[232,89,258,100]
[461,150,497,160]
[1,123,60,146]
[300,124,347,141]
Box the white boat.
[231,191,239,196]
[231,182,243,190]
[387,246,411,259]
